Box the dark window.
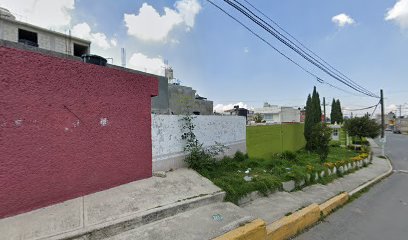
[73,43,88,57]
[18,29,38,47]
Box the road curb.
[348,157,393,196]
[213,219,266,240]
[319,192,349,217]
[265,204,320,240]
[214,156,393,240]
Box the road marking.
[393,170,408,174]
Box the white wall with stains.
[151,114,247,171]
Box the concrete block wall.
[152,115,247,171]
[0,45,158,218]
[0,18,89,55]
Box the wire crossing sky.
[219,0,380,98]
[2,0,406,115]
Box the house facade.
[0,7,91,57]
[253,103,301,124]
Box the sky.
[1,0,408,117]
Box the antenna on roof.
[121,48,126,68]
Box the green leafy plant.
[344,116,381,141]
[253,113,264,123]
[181,114,227,171]
[309,123,332,162]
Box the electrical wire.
[212,0,379,98]
[224,0,379,98]
[206,0,367,98]
[239,0,376,98]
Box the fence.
[152,115,247,171]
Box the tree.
[336,99,343,123]
[330,99,344,124]
[305,86,323,150]
[311,86,322,124]
[253,113,263,123]
[309,123,332,162]
[343,116,381,141]
[304,94,313,147]
[330,99,336,124]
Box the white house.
[253,103,301,124]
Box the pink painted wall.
[0,46,158,218]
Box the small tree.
[304,94,313,146]
[309,123,332,162]
[253,113,264,123]
[343,116,381,141]
[336,99,343,123]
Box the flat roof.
[0,15,91,45]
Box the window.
[73,43,88,57]
[333,129,339,136]
[18,29,38,47]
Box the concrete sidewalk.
[241,155,390,224]
[0,169,227,240]
[0,139,391,240]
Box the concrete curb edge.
[213,157,393,240]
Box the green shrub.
[233,151,246,162]
[280,151,298,161]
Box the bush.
[309,123,332,162]
[233,151,246,162]
[280,151,298,161]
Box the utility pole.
[323,97,326,123]
[380,89,385,138]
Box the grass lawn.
[196,146,363,204]
[247,124,306,159]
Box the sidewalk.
[0,139,392,240]
[0,169,233,240]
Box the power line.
[344,101,381,111]
[240,0,377,98]
[229,0,379,98]
[218,0,379,98]
[205,0,367,97]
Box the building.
[151,67,213,115]
[168,84,213,115]
[252,102,301,124]
[396,118,408,134]
[329,124,342,141]
[0,7,90,56]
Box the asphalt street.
[295,132,408,240]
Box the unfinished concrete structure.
[168,84,213,115]
[0,7,90,56]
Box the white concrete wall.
[152,114,247,171]
[0,18,89,55]
[281,107,301,123]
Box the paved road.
[295,132,408,240]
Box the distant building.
[168,84,213,115]
[252,102,301,124]
[0,7,91,56]
[396,118,408,134]
[225,105,249,118]
[329,124,342,141]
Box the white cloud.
[214,102,249,113]
[387,104,398,112]
[244,47,249,53]
[332,13,355,27]
[110,39,118,47]
[0,0,74,29]
[72,23,114,50]
[386,0,408,29]
[128,53,165,76]
[124,0,201,42]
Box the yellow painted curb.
[266,204,320,240]
[319,193,349,217]
[213,219,267,240]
